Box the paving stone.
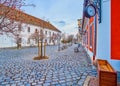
[59,80,66,83]
[1,81,9,84]
[5,84,10,86]
[38,81,44,84]
[11,84,17,86]
[45,79,52,83]
[19,85,25,86]
[66,78,72,82]
[43,83,51,86]
[77,81,84,86]
[0,80,4,83]
[60,83,67,86]
[66,81,73,85]
[32,82,37,85]
[29,80,33,83]
[17,82,24,85]
[81,75,86,79]
[72,77,77,81]
[52,78,59,82]
[52,80,59,84]
[9,81,15,84]
[55,84,61,86]
[36,85,42,86]
[25,83,31,86]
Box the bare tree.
[12,23,23,48]
[0,0,26,35]
[61,33,67,44]
[28,30,39,46]
[29,29,45,57]
[0,0,25,48]
[0,0,35,48]
[61,34,73,44]
[68,35,74,44]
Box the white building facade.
[0,5,61,48]
[0,24,61,48]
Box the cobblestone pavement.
[0,45,97,86]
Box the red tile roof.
[0,4,61,32]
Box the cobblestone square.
[0,45,97,86]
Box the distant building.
[77,19,82,43]
[0,4,61,48]
[77,19,82,28]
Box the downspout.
[93,13,97,60]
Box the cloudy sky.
[22,0,84,35]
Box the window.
[28,27,30,32]
[27,38,30,44]
[49,32,51,36]
[53,32,54,36]
[45,31,47,35]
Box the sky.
[22,0,84,35]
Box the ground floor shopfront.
[81,0,120,84]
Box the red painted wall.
[111,0,120,60]
[88,17,94,52]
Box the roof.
[0,4,61,33]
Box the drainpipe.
[93,13,97,61]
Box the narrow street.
[0,45,97,86]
